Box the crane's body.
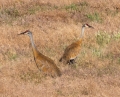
[18,30,61,77]
[32,47,61,77]
[59,24,94,64]
[60,39,82,64]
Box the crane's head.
[18,30,32,36]
[82,24,94,29]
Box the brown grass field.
[0,0,120,97]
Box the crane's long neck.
[29,34,39,56]
[29,34,36,49]
[80,26,85,38]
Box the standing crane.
[59,24,94,65]
[18,30,61,77]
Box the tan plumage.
[59,24,94,64]
[18,30,61,77]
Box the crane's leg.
[67,59,76,65]
[70,59,76,64]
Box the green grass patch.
[86,12,103,23]
[7,8,19,17]
[96,31,111,47]
[0,4,58,20]
[113,32,120,41]
[92,48,103,58]
[5,50,18,61]
[65,3,79,11]
[64,2,88,12]
[96,31,120,47]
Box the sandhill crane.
[59,24,94,65]
[18,30,61,77]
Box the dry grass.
[0,0,120,97]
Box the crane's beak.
[89,25,94,29]
[84,24,94,29]
[18,32,27,35]
[18,30,30,35]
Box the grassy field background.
[0,0,120,97]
